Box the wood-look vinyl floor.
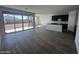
[2,27,77,54]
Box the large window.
[3,14,15,33]
[3,13,34,33]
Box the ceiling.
[2,5,79,14]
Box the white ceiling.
[2,5,79,14]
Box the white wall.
[36,14,52,25]
[75,11,79,53]
[35,16,41,25]
[68,11,77,32]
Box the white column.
[75,11,79,53]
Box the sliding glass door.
[3,14,15,33]
[3,13,34,33]
[14,15,23,31]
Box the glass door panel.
[3,14,15,33]
[28,16,33,29]
[14,15,23,31]
[23,16,29,30]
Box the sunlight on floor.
[5,27,33,33]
